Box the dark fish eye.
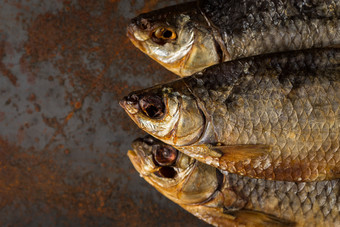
[153,145,178,166]
[139,95,165,119]
[153,27,177,40]
[162,30,173,38]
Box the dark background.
[0,0,209,226]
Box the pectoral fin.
[215,144,273,179]
[177,144,271,174]
[181,205,295,227]
[180,205,239,227]
[225,209,295,227]
[216,144,271,163]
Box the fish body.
[127,0,340,76]
[120,48,340,182]
[128,136,340,227]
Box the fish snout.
[119,94,140,115]
[126,22,138,40]
[127,18,151,42]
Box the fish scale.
[200,0,340,60]
[222,171,340,226]
[186,51,340,180]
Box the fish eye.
[153,27,177,40]
[139,95,165,119]
[153,145,178,166]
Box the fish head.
[120,84,205,146]
[127,2,221,77]
[128,135,221,205]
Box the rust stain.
[27,93,36,102]
[21,0,173,137]
[34,103,41,112]
[74,101,82,109]
[0,0,207,225]
[0,41,18,86]
[0,136,204,226]
[65,111,74,121]
[23,0,128,111]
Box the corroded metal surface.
[0,0,209,226]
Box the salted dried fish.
[127,0,340,76]
[128,136,340,226]
[121,48,340,182]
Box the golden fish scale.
[204,0,340,61]
[222,172,340,226]
[223,77,339,180]
[186,50,340,181]
[225,16,340,60]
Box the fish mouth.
[126,23,148,53]
[128,136,158,175]
[119,98,140,131]
[119,94,140,115]
[126,23,137,41]
[128,137,150,173]
[127,149,143,174]
[119,99,128,112]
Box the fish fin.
[181,205,295,227]
[175,144,223,167]
[176,144,270,172]
[214,144,271,163]
[179,205,240,226]
[225,209,296,227]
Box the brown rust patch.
[0,41,18,86]
[21,0,167,135]
[0,136,206,226]
[0,0,208,225]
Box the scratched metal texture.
[0,0,209,226]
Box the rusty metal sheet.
[0,0,209,226]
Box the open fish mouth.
[127,149,143,174]
[119,96,139,115]
[128,137,162,177]
[128,137,153,173]
[127,137,147,173]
